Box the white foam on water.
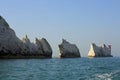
[94,70,120,80]
[94,73,112,80]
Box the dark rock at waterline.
[58,39,81,58]
[88,43,112,57]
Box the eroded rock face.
[39,38,52,56]
[0,16,23,54]
[0,16,52,58]
[58,39,80,58]
[88,43,112,57]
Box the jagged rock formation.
[0,16,52,58]
[58,39,80,58]
[88,43,112,57]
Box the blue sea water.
[0,57,120,80]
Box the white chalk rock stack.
[39,38,52,57]
[58,39,80,58]
[0,16,23,54]
[88,43,112,57]
[0,16,52,58]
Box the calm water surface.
[0,57,120,80]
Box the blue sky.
[0,0,120,57]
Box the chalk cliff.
[0,16,52,58]
[58,39,80,58]
[88,43,112,57]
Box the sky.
[0,0,120,57]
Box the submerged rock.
[58,39,80,58]
[0,16,52,58]
[88,43,112,57]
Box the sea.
[0,57,120,80]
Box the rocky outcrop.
[88,43,112,57]
[58,39,80,58]
[38,38,52,56]
[0,16,52,58]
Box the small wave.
[96,73,112,80]
[91,70,120,80]
[78,73,112,80]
